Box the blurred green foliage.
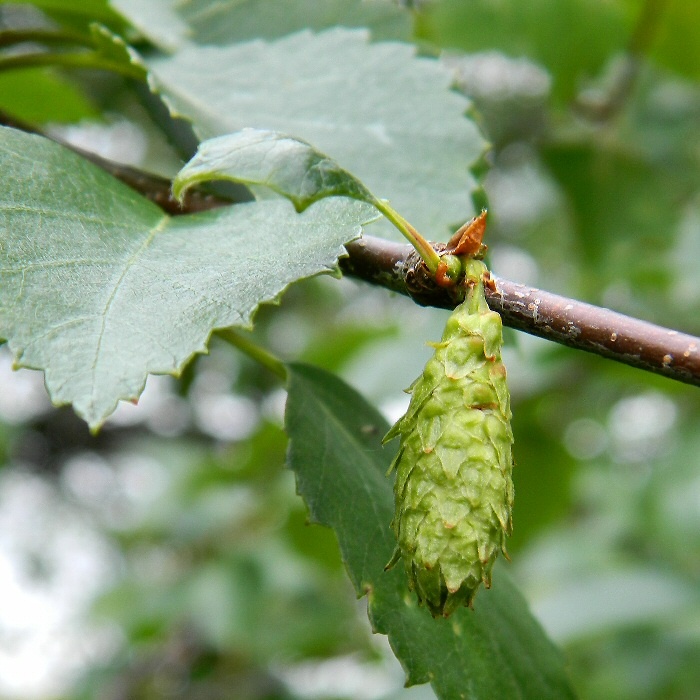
[0,0,699,698]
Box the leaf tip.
[88,422,103,437]
[171,175,188,204]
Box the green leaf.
[108,0,191,52]
[285,362,576,700]
[178,0,411,44]
[174,129,375,212]
[148,28,485,239]
[0,67,98,124]
[110,0,410,49]
[0,17,146,81]
[3,0,128,34]
[0,127,375,427]
[415,0,628,102]
[88,22,147,78]
[619,0,700,81]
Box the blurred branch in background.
[575,0,669,120]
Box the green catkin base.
[385,259,514,618]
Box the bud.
[385,260,514,617]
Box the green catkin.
[385,258,514,618]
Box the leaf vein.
[89,215,170,413]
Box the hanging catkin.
[385,258,514,617]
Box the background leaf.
[627,0,700,81]
[179,0,411,44]
[285,362,576,700]
[108,0,191,51]
[415,0,629,103]
[148,28,485,239]
[109,0,410,49]
[0,67,98,124]
[1,0,128,34]
[0,127,375,427]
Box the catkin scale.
[385,259,514,617]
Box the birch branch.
[3,114,698,387]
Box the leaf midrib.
[89,213,170,411]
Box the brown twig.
[0,110,222,214]
[2,115,699,387]
[339,239,700,389]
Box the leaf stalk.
[0,51,145,80]
[217,328,287,381]
[372,198,441,275]
[0,28,95,49]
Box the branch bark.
[2,116,699,387]
[342,237,700,387]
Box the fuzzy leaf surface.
[285,363,576,700]
[149,28,485,239]
[108,0,190,51]
[179,0,410,44]
[7,0,126,31]
[110,0,409,49]
[174,129,375,212]
[0,127,374,427]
